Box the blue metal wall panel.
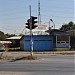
[34,40,53,51]
[24,36,30,51]
[37,41,45,51]
[24,35,53,51]
[25,41,30,51]
[33,41,39,51]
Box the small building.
[20,29,70,51]
[46,29,70,50]
[6,36,22,47]
[66,29,75,49]
[20,35,53,51]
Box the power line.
[0,3,73,13]
[0,9,73,18]
[41,5,73,10]
[41,9,73,14]
[42,14,73,19]
[0,16,26,21]
[0,6,29,12]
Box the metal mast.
[38,0,41,24]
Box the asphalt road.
[0,55,75,75]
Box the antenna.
[38,0,41,24]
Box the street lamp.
[50,19,55,29]
[49,20,50,30]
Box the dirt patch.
[0,55,38,62]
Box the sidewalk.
[0,51,75,57]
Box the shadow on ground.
[9,56,38,62]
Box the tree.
[60,21,75,49]
[0,31,4,36]
[0,31,15,41]
[60,21,75,31]
[0,31,5,41]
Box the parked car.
[0,44,5,51]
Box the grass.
[34,51,75,55]
[5,47,20,51]
[0,50,75,61]
[0,55,15,60]
[0,55,38,61]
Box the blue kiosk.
[20,29,70,51]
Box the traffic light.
[25,19,30,29]
[31,16,37,29]
[25,16,37,29]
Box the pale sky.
[0,0,74,34]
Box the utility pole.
[29,5,33,58]
[26,6,37,58]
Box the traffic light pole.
[29,5,33,58]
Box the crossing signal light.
[25,19,30,29]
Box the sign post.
[29,5,33,58]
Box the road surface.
[0,55,75,75]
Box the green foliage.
[60,21,75,48]
[0,31,14,41]
[60,21,75,31]
[0,31,5,41]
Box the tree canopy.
[0,31,14,41]
[60,21,75,31]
